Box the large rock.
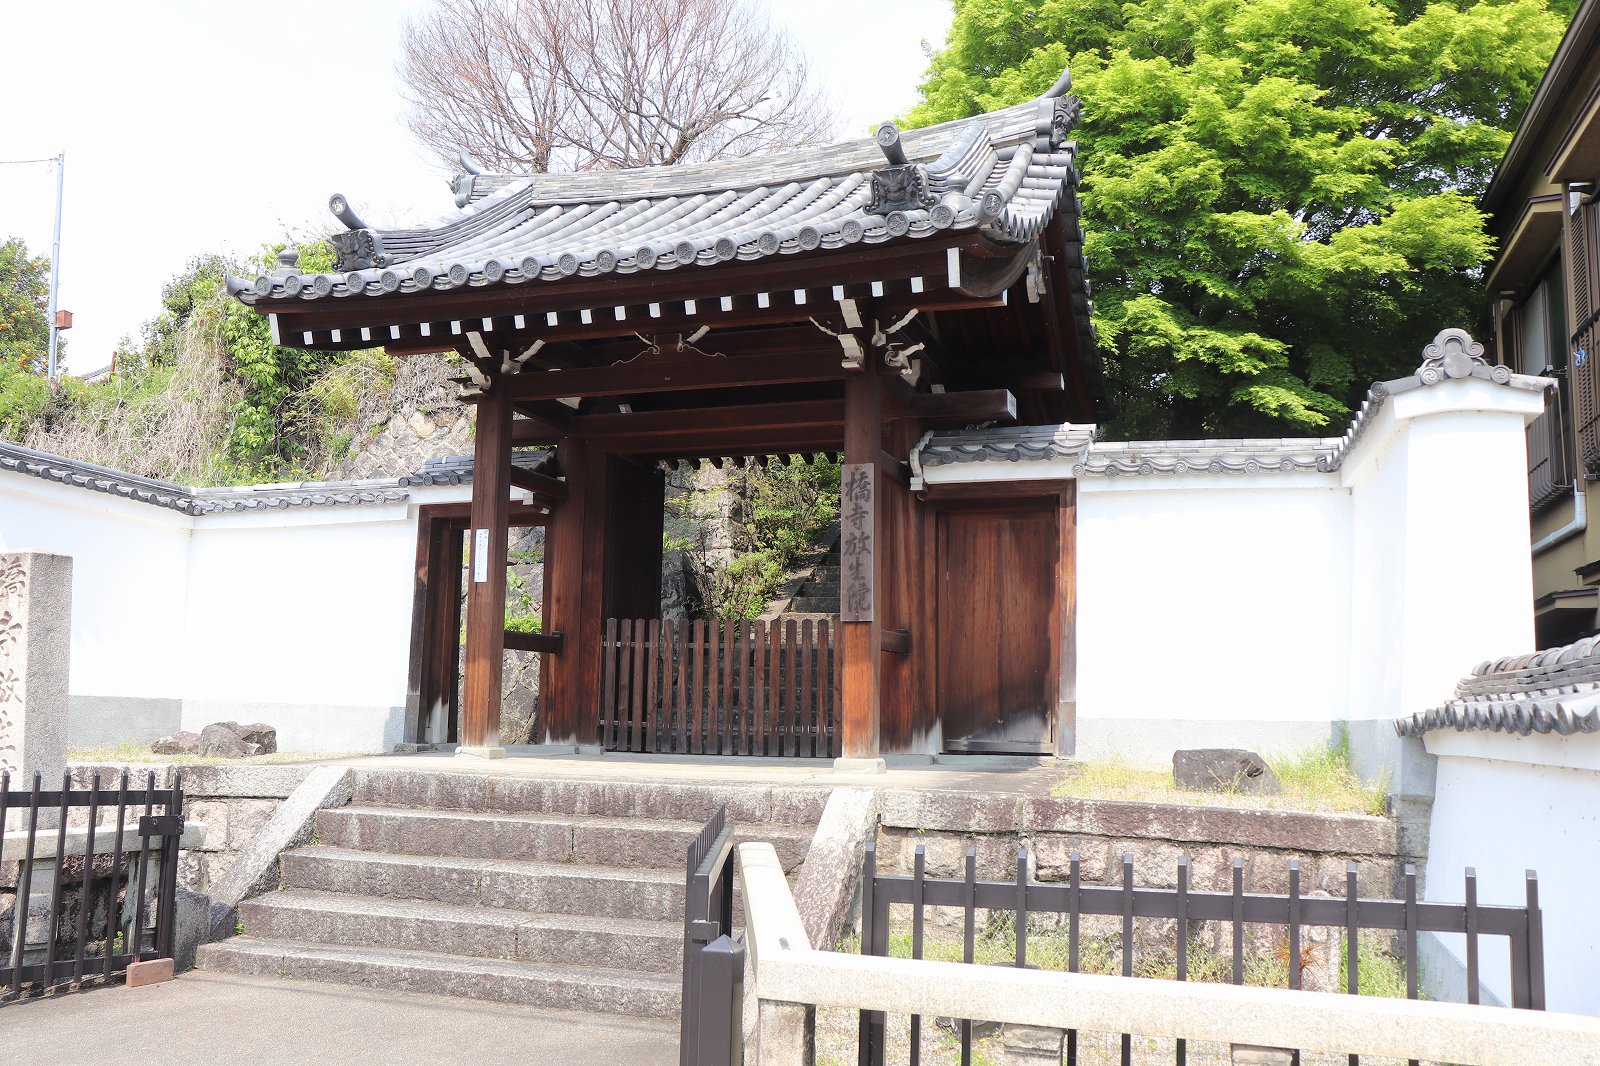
[1172,748,1281,795]
[151,730,200,756]
[197,722,277,758]
[234,723,277,755]
[198,723,247,758]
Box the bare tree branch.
[398,0,838,174]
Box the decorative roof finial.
[1417,327,1488,384]
[328,193,368,231]
[457,151,485,176]
[1044,66,1073,99]
[275,247,300,276]
[876,123,908,166]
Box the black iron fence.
[1,770,184,1000]
[857,842,1545,1066]
[679,806,744,1066]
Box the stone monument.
[1,551,72,967]
[0,550,71,786]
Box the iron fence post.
[682,807,734,1066]
[155,779,184,960]
[698,934,746,1066]
[1525,871,1545,1011]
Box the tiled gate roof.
[228,79,1088,309]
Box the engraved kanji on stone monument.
[0,552,71,780]
[840,464,875,622]
[0,556,26,773]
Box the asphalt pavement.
[3,972,679,1065]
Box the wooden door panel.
[936,503,1057,752]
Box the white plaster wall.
[0,475,191,702]
[0,470,454,753]
[181,505,420,752]
[1343,389,1540,729]
[1073,476,1352,760]
[933,375,1545,768]
[1420,730,1599,1015]
[1341,384,1542,778]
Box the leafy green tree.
[114,253,235,375]
[109,241,379,476]
[0,237,52,374]
[908,0,1567,438]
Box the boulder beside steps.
[196,771,824,1017]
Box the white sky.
[0,0,952,373]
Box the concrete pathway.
[4,972,679,1066]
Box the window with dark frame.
[1518,255,1574,511]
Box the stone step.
[316,806,813,871]
[238,890,683,974]
[281,846,687,922]
[351,770,830,826]
[797,580,840,597]
[197,936,680,1018]
[787,595,839,613]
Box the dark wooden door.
[935,502,1058,753]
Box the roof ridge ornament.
[328,193,368,231]
[1416,327,1508,385]
[1031,66,1080,151]
[876,123,909,166]
[451,151,489,208]
[330,228,386,272]
[868,123,937,216]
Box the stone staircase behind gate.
[196,770,825,1017]
[781,539,840,618]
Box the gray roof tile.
[914,424,1097,471]
[1395,634,1600,738]
[910,330,1552,481]
[229,84,1087,309]
[0,442,554,516]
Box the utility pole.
[46,151,64,380]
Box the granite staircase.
[783,540,840,617]
[196,771,824,1017]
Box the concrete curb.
[207,765,354,939]
[792,787,879,951]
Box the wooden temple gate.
[231,71,1106,759]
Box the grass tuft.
[1052,741,1389,816]
[68,744,372,766]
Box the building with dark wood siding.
[1484,0,1600,647]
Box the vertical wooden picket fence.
[600,618,838,757]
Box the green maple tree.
[908,0,1570,437]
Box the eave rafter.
[261,234,1034,353]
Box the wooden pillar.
[403,509,437,746]
[404,511,466,746]
[461,381,513,755]
[544,437,584,744]
[840,362,884,761]
[543,437,612,747]
[879,419,921,752]
[574,445,612,747]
